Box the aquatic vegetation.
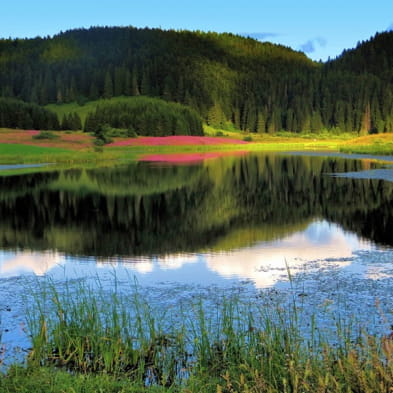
[25,279,189,386]
[10,277,392,392]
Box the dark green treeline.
[0,154,392,256]
[1,27,393,134]
[84,97,204,136]
[0,97,60,129]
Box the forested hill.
[327,32,393,78]
[1,26,393,134]
[321,31,393,134]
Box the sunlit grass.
[0,140,333,175]
[340,133,393,155]
[0,143,70,155]
[1,126,393,176]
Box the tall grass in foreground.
[8,278,393,392]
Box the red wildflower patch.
[108,135,248,147]
[139,151,248,164]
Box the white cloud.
[299,37,327,54]
[239,32,279,41]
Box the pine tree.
[359,103,371,135]
[162,76,175,101]
[140,71,150,96]
[89,81,99,100]
[67,77,77,102]
[207,102,226,128]
[124,69,132,96]
[61,114,70,130]
[333,101,346,132]
[71,112,82,130]
[256,111,266,133]
[309,112,322,133]
[114,67,125,96]
[131,67,140,96]
[103,71,114,99]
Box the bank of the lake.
[0,128,345,176]
[1,281,393,393]
[2,127,393,173]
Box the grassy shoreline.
[1,278,393,392]
[1,128,393,177]
[0,128,339,175]
[0,129,393,160]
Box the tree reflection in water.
[0,153,391,259]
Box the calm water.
[1,152,393,362]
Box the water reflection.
[0,220,374,288]
[205,221,370,288]
[0,251,62,277]
[0,152,392,287]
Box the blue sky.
[1,0,393,61]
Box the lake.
[1,152,393,364]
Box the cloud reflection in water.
[0,221,374,288]
[206,221,370,288]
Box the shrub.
[32,131,59,140]
[93,138,106,146]
[93,124,114,145]
[127,127,138,138]
[106,128,129,138]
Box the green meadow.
[0,144,70,155]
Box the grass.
[203,124,356,142]
[340,133,393,155]
[0,144,80,173]
[0,129,337,173]
[1,126,393,176]
[0,366,172,393]
[1,277,393,392]
[0,143,69,155]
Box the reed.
[3,277,393,392]
[24,278,189,387]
